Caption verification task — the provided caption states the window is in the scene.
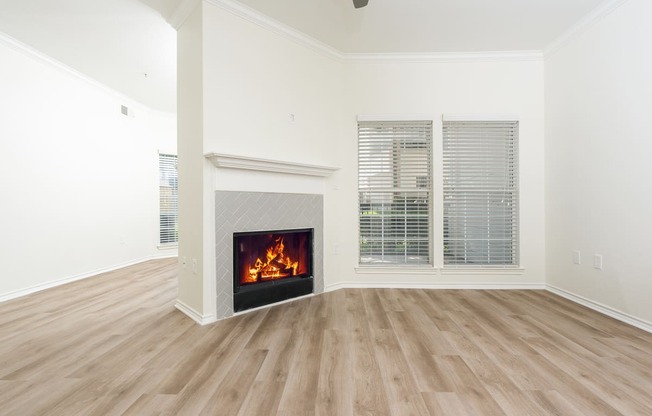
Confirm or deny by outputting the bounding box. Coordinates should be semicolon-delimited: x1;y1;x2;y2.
358;120;432;265
443;119;519;266
159;153;178;245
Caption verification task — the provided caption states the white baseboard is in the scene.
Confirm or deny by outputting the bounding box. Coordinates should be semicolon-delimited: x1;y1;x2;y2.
325;282;546;292
0;253;177;304
546;285;652;334
174;300;216;325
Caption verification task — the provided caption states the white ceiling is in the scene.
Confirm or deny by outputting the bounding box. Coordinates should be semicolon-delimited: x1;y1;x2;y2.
0;0;608;112
235;0;607;53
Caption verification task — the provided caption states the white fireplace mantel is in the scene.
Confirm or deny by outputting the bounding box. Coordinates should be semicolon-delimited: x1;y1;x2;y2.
204;152;339;177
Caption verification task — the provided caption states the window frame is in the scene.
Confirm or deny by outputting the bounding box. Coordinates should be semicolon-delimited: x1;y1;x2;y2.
441;116;520;268
357;118;434;267
158;152;178;247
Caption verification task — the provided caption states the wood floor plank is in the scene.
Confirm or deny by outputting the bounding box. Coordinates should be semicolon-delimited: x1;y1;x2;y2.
315;329;353;416
421;392;473;416
350;325;392;415
153;316;240;395
1;259;651;415
487;388;551;416
199;349;268;416
394;291;457;356
432;355;506;416
121;393;176;416
237;327;300;415
445;310;554;392
361;289;393;329
527;336;652;415
349;292;392;416
376;288;406;312
0;377;83;415
528;390;588;416
161;311;268;416
276;316;325;416
516;347;625;415
444;333;521;395
85;368;171;416
388;311;452;393
237;379;287;416
412;290;461;332
369;327;430;416
323;289;352;331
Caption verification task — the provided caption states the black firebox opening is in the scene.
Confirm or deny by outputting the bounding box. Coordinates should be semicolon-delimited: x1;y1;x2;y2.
233;228;313;312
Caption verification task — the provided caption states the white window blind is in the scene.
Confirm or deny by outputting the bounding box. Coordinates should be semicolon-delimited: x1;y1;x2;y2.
443;120;519;266
159;153;178;245
358;120;432;265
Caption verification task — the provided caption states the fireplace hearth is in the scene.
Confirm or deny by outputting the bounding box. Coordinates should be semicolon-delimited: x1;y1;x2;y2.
233;228;314;312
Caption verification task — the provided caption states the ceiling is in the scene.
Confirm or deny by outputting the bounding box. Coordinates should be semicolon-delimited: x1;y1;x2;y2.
0;0;178;113
235;0;607;53
0;0;608;113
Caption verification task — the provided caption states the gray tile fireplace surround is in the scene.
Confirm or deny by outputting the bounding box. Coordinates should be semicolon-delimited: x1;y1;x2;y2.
214;191;324;320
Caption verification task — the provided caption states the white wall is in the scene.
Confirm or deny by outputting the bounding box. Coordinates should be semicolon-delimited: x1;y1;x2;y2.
201;3;346;166
545;0;652;324
0;36;176;301
195;2;546;298
328;59;546;288
176;5;208;319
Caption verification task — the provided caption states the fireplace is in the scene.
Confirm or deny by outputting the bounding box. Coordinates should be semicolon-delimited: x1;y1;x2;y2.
214;191;324;320
233;228;314;312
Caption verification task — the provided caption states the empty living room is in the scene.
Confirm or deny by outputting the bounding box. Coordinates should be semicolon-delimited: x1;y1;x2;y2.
1;0;651;415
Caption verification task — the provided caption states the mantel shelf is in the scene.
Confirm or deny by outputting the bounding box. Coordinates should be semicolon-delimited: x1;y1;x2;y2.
204;152;339;177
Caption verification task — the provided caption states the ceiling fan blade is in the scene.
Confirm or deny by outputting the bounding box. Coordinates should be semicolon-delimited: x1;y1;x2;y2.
353;0;368;8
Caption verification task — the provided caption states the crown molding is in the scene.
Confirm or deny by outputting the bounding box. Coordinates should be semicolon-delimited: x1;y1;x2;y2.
0;31;117;97
169;0;202;29
205;0;345;61
202;0;542;64
343;50;543;64
544;0;630;57
0;31;172;116
196;0;634;64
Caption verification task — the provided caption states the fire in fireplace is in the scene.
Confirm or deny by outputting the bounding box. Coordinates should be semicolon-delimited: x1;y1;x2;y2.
233;228;313;312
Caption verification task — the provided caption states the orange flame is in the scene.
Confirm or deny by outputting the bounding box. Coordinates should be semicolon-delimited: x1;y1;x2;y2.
245;237;299;283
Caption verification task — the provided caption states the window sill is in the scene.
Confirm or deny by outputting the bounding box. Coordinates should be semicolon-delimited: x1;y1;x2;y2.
355;265;524;276
440;267;524;276
355;266;438;275
157;244;178;250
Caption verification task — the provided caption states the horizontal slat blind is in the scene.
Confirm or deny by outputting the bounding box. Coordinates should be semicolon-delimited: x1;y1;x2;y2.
358;120;432;265
159;153;178;245
443;120;519;266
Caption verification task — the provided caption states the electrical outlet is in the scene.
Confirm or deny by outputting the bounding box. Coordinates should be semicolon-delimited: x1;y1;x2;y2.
192;259;198;274
573;250;581;265
593;254;603;270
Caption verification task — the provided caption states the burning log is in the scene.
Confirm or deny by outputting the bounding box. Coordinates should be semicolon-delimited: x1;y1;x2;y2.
247;237;299;280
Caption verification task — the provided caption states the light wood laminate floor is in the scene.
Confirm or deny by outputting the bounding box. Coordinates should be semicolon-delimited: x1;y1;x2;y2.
1;258;651;415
